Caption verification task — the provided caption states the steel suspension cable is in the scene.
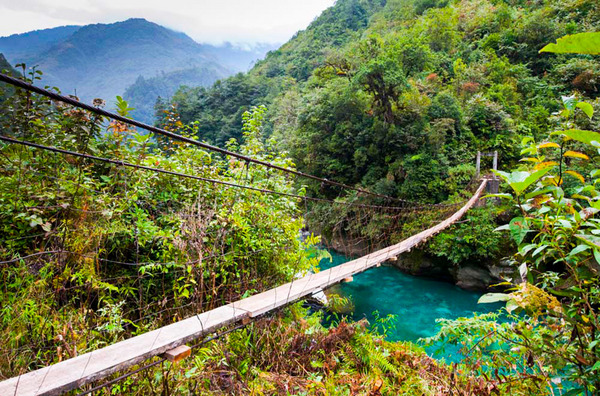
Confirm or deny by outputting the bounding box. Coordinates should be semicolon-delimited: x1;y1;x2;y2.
0;73;405;203
0;135;430;211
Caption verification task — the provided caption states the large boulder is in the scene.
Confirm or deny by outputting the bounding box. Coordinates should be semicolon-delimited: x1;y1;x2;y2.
392;250;516;291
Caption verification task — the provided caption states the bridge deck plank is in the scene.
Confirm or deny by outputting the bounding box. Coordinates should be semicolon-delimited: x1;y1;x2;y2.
0;180;486;396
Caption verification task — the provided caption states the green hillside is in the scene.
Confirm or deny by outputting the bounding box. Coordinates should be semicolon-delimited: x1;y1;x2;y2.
123;67;226;122
172;0;600;202
0;53;17;101
171;0;385;145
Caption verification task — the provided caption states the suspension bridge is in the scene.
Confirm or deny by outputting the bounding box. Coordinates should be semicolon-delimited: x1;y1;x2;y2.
0;73;492;395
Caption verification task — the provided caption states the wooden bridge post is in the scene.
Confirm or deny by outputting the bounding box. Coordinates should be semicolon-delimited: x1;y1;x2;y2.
487;179;500;195
475;151;500;206
489;151;499;195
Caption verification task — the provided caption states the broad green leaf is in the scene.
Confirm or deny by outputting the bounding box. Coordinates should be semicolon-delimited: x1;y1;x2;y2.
576;102;594;119
557;219;573;229
539;32;600;55
521;136;535;145
494;168;552;195
552;129;600;146
506;299;519;313
520;146;537;155
478;293;509;304
532;244;548;257
509;217;530;244
519;244;537;255
575;234;600;249
482;193;512;200
594;248;600;264
525;186;554;200
569;244;589;257
538;206;551;214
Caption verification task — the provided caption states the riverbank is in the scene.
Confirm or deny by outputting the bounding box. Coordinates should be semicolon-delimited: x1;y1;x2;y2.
319;250;502;360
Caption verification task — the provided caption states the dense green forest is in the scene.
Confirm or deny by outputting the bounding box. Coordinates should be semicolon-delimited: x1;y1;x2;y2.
123;67;226;123
1;0;600;394
170;0;599;202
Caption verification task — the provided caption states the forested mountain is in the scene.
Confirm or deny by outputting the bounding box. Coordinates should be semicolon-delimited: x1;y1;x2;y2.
0;19;226;105
171;0;600;203
171;0;386;146
122;67;225;123
0;53;14;73
0;19;277;122
0;53;17;101
0;25;80;64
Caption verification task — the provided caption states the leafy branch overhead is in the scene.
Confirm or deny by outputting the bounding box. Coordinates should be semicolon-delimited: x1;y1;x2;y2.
476;31;600;395
540;32;600;55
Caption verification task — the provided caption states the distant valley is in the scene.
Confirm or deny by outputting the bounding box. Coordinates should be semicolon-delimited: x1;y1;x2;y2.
0;19;278;122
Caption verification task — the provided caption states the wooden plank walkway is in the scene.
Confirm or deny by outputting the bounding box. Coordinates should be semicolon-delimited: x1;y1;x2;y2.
0;180;488;396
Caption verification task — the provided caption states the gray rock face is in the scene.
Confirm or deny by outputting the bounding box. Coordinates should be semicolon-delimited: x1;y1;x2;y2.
392;250;516;291
394;250;454;281
455;266;494;290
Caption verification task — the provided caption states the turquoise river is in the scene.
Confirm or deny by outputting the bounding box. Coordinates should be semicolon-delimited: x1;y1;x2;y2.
319;250;501;360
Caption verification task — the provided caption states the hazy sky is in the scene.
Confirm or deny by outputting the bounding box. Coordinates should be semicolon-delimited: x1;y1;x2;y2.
0;0;336;44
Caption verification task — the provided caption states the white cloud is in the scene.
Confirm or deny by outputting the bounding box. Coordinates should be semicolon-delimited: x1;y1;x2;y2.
0;0;336;44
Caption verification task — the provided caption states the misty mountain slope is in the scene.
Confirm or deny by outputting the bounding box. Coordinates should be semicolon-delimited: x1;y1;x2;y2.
0;53;14;73
123;41;279;122
18;18;229;104
0;53;18;101
0;25;81;64
0;19;277;121
123;66;227;122
204;42;279;73
171;0;386;145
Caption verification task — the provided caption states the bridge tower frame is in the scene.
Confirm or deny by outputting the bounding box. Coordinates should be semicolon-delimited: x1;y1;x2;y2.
476;151;500;203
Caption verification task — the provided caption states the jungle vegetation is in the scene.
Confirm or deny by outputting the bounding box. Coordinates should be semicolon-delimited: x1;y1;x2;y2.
0;0;600;394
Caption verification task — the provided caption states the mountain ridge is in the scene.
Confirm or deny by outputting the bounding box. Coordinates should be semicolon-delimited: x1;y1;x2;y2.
0;25;81;64
0;18;277;121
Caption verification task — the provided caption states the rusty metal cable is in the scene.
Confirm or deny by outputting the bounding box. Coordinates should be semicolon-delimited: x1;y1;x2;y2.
0;135;446;211
0;72;410;203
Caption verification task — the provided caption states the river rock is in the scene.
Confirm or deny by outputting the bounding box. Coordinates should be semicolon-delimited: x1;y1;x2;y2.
455;266;493;290
394;250;454;281
392;250;516;291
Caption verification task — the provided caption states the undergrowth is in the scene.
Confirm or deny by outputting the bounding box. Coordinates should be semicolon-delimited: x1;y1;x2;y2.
76;304;547;396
